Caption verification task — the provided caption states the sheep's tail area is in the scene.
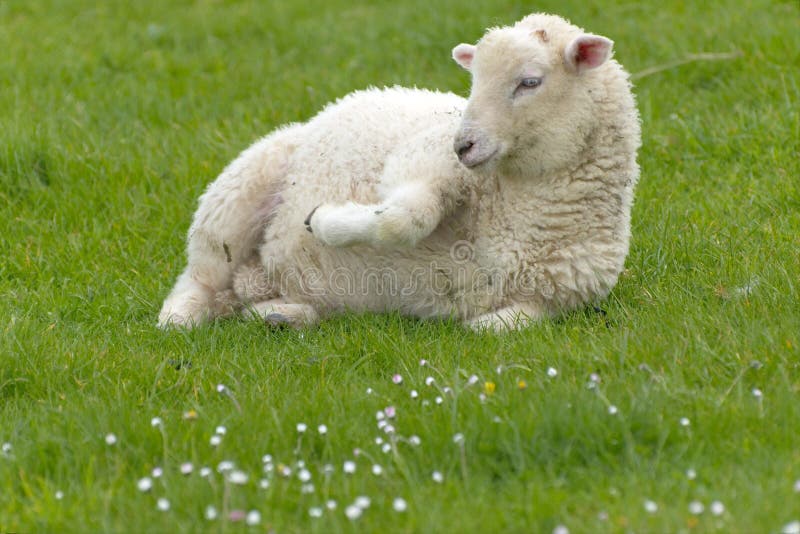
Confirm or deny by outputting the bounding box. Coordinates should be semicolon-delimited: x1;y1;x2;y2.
158;127;297;327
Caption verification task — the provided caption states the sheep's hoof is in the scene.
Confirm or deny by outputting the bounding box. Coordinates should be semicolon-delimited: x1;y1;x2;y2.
265;312;294;328
304;205;320;233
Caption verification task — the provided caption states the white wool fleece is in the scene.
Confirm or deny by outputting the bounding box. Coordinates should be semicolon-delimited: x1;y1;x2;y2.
159;13;641;331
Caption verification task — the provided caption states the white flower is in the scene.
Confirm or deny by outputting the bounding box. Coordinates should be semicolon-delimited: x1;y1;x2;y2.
686;468;697;480
150;417;163;428
343;461;356;474
301;483;315;494
547;367;558;377
55;490;64;500
453;433;464;444
317;424;328;435
205;505;218;520
710;501;725;516
376;410;386;421
228;470;248;485
246;510;261;526
680;417;691;427
375;437;384;445
409;435;421;446
377;420;387;430
432;471;444;483
215;425;226;435
443;387;453;395
152;467;163;478
410;390;419;399
372;464;383;476
752;388;763;398
435;396;444;405
345;504;362;520
552;526;569;534
262;454;273;464
381;443;392;454
354;496;371;509
782;521;800;534
309;507;323;518
105;433;117;446
644;500;658;513
180;462;193;475
323;464;334;475
216;384;226;393
468;375;479;385
425;376;435;386
326;499;337;510
366;387;374;395
608;405;618;415
688;500;704;515
156;498;170;512
200;467;212;478
1;442;11;455
392;374;403;384
384;406;396;419
217;461;234;472
794;479;800;492
393;497;408;512
383;424;396;434
259;478;270;489
419;359;427;367
209;434;222;447
298;469;312;482
136;477;153;492
297;422;308;433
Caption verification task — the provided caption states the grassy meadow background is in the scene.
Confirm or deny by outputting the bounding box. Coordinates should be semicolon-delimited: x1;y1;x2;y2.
1;0;799;531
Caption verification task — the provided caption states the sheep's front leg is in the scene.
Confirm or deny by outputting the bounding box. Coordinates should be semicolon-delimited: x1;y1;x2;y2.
466;304;547;332
305;182;444;248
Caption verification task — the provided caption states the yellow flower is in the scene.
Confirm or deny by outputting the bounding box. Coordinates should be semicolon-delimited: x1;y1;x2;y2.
484;381;496;395
517;380;527;390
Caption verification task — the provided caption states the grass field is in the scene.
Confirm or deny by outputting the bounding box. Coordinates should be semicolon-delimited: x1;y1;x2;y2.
1;0;799;532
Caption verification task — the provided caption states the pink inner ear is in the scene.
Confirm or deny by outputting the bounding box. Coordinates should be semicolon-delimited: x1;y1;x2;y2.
570;36;612;71
455;50;473;64
452;44;475;70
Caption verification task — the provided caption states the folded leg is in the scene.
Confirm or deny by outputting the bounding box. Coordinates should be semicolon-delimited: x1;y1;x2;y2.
158;131;295;328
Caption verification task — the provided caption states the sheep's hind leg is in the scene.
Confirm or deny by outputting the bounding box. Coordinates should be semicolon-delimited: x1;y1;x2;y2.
242;299;320;329
158;132;295;328
465;304;546;333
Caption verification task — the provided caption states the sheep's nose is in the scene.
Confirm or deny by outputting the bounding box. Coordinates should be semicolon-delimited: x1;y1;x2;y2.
455;139;475;160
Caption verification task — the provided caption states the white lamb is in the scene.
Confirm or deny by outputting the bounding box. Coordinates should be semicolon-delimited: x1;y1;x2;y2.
158;13;641;331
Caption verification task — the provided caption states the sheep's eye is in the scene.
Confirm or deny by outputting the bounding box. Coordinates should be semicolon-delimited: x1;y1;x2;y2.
519;77;543;89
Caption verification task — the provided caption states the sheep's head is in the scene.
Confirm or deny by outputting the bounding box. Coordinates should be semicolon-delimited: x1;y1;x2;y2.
452;14;614;177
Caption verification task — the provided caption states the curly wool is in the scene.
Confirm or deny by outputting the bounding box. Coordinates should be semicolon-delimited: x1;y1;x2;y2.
159;13;640;331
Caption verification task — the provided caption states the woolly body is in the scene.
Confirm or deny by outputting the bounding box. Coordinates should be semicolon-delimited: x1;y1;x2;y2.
158;13;641;330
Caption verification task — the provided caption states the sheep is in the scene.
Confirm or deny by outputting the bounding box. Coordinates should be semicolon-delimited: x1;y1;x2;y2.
158;12;641;331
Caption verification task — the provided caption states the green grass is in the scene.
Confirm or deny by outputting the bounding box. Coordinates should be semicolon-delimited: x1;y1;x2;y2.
1;0;799;531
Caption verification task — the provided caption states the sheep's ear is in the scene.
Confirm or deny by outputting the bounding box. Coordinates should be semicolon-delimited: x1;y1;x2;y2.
452;43;476;70
564;34;613;73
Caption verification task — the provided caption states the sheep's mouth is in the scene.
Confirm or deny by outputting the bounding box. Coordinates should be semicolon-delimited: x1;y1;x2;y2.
460;147;499;169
